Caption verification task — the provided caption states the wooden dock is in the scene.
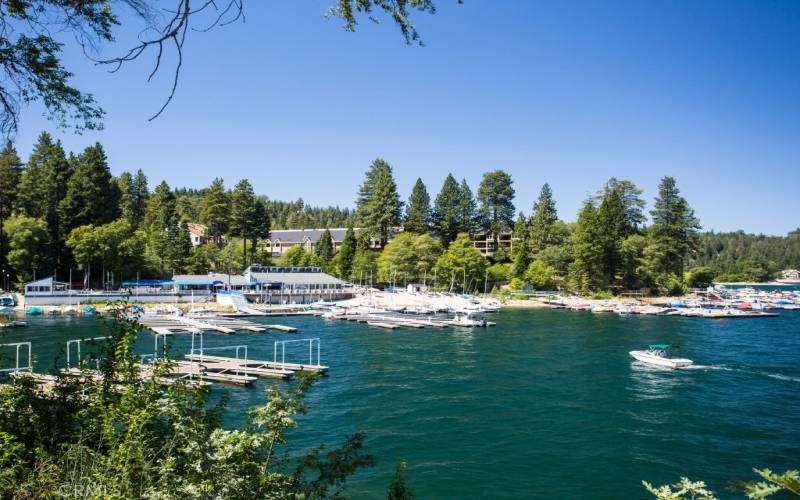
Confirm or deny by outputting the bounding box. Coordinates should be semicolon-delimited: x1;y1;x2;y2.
185;353;328;375
138;314;269;334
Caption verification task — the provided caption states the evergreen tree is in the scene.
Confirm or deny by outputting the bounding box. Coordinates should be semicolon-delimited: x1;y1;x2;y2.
0;142;22;273
145;181;177;230
251;198;271;264
404;178;431;234
315;228;334;267
596;186;626;286
649;176;701;277
355;158;402;246
119;169;149;228
596;178;645;234
511;212;530;279
200;178;230;247
527;183;560;255
59;143;120;236
457;178;477;235
17;132;72;270
477;170;515;251
569;200;605;292
4;215;52;284
336;226;357;280
431;174;462;246
230;179;257;264
352;230;378;285
174;221;193;272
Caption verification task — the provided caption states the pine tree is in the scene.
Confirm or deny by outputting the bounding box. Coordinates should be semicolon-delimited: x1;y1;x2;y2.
315;228;334;267
174;221;193;272
230;179;256;264
596;186;626;286
251;198;271;264
17;132;72;270
569;200;605;292
355;158;402;246
59;143;120;236
200;178;230;247
119;169;149;228
477;170;515;251
431;174;462;246
337;226;357;280
527;183;559;256
145;181;176;230
0;142;22;273
387;460;415;500
596;178;645;234
404;178;431;234
650;176;701;276
457;178;477;235
511;212;530;278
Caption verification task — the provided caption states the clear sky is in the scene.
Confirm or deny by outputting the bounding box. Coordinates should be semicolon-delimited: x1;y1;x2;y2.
13;0;800;235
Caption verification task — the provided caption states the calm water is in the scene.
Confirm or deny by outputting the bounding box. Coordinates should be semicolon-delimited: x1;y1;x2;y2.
2;309;799;498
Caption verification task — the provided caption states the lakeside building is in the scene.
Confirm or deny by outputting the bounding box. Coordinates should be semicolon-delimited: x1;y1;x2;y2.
23;266;354;305
779;269;800;282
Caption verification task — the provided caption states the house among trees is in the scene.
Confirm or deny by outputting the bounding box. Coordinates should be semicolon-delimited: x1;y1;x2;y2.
264;228;381;258
471;231;514;257
187;223;210;246
779;269;800;282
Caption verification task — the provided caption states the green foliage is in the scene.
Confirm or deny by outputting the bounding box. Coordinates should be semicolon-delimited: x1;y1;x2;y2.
3;214;51;283
279;245;316;267
508;277;524;291
315;228;335;268
643;477;717;499
527;183;560;255
650;176;701;277
0;310;374;497
595;178;645;233
684;266;716;288
0;142;22;274
388;460;416;500
356;158;403;245
645;468;800;500
66;219;147;287
377;232;442;284
264;198;355;230
352;231;378;285
434;233;488;292
200;178;230;247
477;170;515;248
336;226;357;280
690;230;799;283
523;259;556;290
404;178;431;234
58;143;120;235
229;179;256;263
432;174;463;246
569;200;605;292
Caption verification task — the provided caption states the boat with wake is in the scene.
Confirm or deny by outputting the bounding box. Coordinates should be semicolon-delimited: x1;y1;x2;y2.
629;344;693;369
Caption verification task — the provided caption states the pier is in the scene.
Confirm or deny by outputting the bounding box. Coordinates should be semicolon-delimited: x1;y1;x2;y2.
137;314;274;334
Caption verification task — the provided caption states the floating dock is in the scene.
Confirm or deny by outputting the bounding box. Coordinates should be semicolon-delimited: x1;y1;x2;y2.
137;314;269;334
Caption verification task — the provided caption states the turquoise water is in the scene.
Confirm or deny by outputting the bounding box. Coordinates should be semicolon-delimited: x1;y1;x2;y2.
2;309;799;498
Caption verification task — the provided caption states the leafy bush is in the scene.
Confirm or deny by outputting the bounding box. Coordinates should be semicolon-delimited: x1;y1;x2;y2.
0;306;374;498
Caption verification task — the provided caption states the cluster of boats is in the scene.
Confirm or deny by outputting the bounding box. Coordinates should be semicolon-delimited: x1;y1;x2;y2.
318;305;498;328
545;286;800;319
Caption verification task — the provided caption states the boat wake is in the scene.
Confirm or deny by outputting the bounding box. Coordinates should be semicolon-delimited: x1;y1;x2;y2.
684;364;800;382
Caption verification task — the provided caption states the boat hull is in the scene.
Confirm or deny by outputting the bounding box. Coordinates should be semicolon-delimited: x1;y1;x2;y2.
629;350;693;369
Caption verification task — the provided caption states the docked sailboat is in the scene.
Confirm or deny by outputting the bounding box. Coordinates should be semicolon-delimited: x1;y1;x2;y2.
629;344;693;369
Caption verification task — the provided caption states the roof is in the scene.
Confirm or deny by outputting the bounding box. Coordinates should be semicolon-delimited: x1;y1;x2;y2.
249;271;346;286
267;228;357;244
171;273;253;287
187;223;206;237
25;277;54;287
648;344;671;350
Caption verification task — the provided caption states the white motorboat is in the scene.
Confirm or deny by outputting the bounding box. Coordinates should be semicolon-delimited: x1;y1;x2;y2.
629;344;693;369
446;310;489;327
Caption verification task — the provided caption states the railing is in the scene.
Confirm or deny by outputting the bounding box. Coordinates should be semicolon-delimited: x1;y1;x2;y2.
0;342;32;375
66;337;109;369
191;344;250;376
273;338;321;370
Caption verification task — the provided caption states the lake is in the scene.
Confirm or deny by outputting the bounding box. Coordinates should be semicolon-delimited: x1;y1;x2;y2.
1;308;799;498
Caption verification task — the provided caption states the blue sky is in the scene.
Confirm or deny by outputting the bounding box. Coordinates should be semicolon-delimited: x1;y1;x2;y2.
14;1;800;235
